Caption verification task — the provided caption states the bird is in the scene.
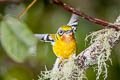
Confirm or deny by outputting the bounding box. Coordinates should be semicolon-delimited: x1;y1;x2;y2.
35;14;79;63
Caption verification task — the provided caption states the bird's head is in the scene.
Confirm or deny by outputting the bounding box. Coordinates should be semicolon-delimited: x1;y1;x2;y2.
56;26;75;42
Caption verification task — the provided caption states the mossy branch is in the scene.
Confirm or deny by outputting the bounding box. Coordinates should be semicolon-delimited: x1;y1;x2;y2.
76;28;120;79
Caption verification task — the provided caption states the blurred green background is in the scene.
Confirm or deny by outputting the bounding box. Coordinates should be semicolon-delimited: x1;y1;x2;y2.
0;0;120;80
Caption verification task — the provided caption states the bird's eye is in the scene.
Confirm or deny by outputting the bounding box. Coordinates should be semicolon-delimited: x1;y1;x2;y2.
58;30;64;36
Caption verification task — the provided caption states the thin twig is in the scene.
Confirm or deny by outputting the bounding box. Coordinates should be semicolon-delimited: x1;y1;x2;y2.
17;0;37;19
51;0;120;29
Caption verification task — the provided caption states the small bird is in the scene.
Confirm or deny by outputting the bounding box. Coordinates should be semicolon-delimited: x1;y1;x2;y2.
35;14;79;62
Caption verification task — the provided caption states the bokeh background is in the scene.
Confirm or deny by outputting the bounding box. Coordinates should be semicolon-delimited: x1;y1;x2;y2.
0;0;120;80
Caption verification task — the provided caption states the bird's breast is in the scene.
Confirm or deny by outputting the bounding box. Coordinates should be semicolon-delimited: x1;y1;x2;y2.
53;37;76;59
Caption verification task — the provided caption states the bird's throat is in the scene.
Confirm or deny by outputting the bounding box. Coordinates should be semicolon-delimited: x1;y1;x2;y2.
61;34;75;43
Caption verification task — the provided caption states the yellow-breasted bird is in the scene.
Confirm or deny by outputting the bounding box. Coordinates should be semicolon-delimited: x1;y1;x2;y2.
35;14;79;62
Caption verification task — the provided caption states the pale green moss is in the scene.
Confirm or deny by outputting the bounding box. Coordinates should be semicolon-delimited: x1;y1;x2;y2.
86;28;120;80
38;57;87;80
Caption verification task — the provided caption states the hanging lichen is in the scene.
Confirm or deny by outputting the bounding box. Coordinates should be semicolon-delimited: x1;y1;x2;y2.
38;56;87;80
86;28;120;80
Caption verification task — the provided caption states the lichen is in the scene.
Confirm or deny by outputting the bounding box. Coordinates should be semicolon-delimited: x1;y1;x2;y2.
86;28;120;80
38;57;87;80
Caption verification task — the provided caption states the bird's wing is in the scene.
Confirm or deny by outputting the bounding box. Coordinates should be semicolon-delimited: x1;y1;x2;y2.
35;34;55;43
67;14;79;33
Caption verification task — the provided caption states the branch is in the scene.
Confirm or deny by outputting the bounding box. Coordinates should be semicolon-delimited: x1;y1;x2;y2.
51;0;120;29
17;0;37;19
76;27;120;79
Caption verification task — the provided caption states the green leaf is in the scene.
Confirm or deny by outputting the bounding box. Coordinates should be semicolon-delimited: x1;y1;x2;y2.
0;15;38;62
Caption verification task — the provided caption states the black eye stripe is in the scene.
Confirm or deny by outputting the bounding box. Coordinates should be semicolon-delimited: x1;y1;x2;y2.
59;30;73;35
57;30;65;36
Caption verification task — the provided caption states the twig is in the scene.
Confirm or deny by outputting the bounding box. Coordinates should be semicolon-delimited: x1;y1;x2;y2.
51;0;120;29
17;0;37;19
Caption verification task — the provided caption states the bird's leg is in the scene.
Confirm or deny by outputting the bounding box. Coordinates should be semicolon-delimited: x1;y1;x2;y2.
52;57;64;71
58;57;64;68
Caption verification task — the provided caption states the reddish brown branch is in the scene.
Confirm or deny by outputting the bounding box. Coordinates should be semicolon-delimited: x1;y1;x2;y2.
52;0;120;29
